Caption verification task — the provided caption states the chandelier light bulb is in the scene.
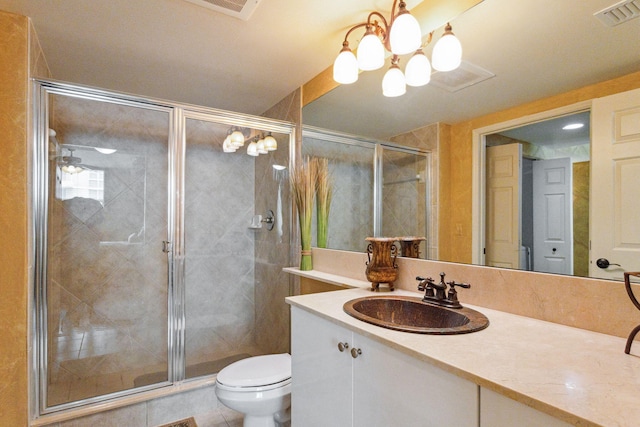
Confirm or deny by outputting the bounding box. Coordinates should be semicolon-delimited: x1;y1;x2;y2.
382;61;406;97
61;164;83;174
263;134;277;151
405;49;431;87
222;136;236;153
230;130;245;147
247;140;259;157
257;137;268;154
357;27;385;71
333;41;359;84
432;23;462;72
389;2;422;55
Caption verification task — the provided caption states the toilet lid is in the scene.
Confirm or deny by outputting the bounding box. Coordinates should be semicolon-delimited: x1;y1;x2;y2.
216;353;291;387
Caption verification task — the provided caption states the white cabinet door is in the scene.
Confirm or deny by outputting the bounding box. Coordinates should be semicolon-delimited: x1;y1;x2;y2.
291;307;352;427
353;332;478;427
292;306;478;427
480;387;571;427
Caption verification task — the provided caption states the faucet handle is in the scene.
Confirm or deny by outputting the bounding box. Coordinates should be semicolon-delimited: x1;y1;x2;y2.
445;281;471;308
416;276;433;291
447;281;471;289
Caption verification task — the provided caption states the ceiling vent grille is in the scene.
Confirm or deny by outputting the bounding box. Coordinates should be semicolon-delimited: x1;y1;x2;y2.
595;0;640;26
429;61;495;93
182;0;263;21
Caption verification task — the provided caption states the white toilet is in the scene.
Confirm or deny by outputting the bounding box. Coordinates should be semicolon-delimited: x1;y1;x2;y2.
215;353;291;427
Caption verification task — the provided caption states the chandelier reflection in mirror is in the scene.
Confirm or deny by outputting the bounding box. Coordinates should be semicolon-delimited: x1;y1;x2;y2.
222;126;278;156
332;0;462;97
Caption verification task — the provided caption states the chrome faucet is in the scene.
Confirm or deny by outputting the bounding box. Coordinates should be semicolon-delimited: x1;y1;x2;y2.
416;272;470;309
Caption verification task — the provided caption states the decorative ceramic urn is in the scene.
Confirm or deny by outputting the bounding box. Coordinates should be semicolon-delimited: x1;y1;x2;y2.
365;237;399;291
398;236;426;259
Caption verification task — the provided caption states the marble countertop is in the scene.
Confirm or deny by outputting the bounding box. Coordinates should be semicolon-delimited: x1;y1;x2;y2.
285;284;640;427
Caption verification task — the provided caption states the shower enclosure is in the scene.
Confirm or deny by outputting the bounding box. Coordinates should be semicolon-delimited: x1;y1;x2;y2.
32;80;294;414
302;127;434;258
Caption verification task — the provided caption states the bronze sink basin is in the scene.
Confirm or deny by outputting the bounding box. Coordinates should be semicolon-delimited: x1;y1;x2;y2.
343;295;489;335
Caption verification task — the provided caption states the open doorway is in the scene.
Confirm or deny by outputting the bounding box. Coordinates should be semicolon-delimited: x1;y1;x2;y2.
483;111;590;276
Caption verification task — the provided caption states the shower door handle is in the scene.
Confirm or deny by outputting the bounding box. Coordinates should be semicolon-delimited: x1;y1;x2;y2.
162;241;172;253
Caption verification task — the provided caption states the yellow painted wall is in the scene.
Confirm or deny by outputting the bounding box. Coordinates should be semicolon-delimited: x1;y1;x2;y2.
0;10;50;424
573;161;590;277
443;71;640;263
0;10;30;425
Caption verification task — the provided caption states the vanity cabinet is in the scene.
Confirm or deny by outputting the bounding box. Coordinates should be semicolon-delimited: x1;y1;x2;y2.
291;306;478;426
480;387;571;427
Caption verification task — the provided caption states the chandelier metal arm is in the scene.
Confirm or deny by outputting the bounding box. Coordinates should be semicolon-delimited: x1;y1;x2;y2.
341;0;413;53
342;22;368;43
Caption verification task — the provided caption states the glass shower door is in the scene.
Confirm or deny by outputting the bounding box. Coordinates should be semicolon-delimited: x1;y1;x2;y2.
181;114;293;379
42;90;171;409
182;116;258;378
302;130;376;252
381;148;432;259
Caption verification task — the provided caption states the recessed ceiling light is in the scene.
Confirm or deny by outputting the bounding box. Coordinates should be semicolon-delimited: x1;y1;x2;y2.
562;123;584;130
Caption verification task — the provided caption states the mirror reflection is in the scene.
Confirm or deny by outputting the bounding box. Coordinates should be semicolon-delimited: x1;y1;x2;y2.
302;0;640;280
302;127;433;257
484;111;590;277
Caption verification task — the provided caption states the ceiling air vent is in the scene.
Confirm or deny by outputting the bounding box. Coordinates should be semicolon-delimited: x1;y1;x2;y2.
182;0;263;21
595;0;640;27
429;61;495;93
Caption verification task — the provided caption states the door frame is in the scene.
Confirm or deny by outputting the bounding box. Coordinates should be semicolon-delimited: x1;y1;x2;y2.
471;101;591;266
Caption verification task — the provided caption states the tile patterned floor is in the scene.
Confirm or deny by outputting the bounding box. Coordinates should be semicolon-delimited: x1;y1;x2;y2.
193;406;291;427
192;406;243;427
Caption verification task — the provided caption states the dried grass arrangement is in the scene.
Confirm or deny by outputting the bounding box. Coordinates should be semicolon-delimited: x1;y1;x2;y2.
314;157;333;248
291;156;318;270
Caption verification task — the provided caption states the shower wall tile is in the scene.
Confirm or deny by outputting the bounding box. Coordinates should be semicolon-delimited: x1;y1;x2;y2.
390;123;439;259
184;118;257;367
303;136;375;252
254;146;292;353
380;151;428;258
256;91;298;354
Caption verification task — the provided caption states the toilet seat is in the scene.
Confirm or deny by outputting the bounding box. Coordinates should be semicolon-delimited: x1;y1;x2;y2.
216;353;291;392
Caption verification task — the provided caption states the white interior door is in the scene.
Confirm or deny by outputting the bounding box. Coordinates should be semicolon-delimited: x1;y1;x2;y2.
591;88;640;280
533;158;573;275
486;143;521;269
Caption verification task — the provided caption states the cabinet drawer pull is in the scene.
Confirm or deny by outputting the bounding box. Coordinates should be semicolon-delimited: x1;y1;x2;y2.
337;342;349;352
350;348;362;358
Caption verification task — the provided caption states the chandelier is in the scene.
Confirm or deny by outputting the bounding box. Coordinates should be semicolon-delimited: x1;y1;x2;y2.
332;0;462;97
222;126;278;156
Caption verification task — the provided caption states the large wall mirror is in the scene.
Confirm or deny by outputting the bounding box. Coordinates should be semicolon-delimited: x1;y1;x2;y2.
302;0;640;281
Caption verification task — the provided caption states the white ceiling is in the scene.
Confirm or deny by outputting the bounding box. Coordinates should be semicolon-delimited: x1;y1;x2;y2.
1;0;639;140
0;0;379;114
